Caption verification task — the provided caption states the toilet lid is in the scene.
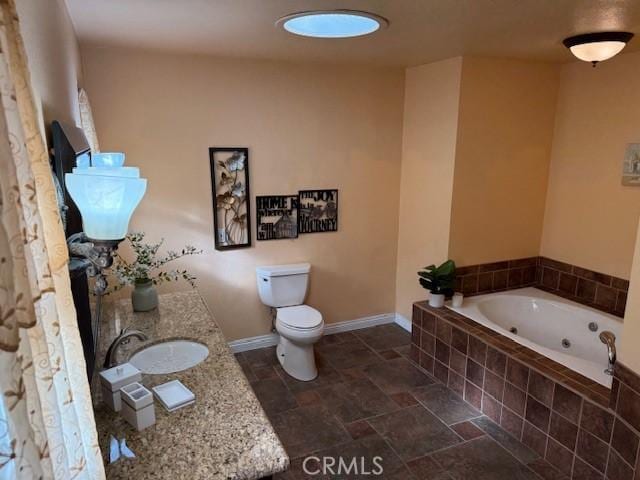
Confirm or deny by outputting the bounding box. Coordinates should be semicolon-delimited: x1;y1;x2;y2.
277;305;322;329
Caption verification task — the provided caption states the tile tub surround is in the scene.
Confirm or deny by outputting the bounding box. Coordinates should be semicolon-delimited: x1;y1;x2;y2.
93;291;289;479
244;324;568;479
454;256;629;318
412;301;640;479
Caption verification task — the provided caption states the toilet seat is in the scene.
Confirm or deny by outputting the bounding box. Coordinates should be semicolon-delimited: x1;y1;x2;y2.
277;305;322;330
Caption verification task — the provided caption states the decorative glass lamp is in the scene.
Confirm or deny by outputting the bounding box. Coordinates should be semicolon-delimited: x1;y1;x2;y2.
65;154;146;294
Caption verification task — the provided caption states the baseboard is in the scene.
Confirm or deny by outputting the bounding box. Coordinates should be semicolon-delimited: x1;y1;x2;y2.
228;312;400;353
394;313;412;333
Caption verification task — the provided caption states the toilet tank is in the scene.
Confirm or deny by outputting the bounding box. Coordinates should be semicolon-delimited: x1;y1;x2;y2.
256;263;311;308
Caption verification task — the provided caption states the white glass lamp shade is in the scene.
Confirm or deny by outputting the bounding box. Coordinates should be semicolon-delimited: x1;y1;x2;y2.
72;166;140;177
92;152;126;167
569;41;626;62
65;173;147;240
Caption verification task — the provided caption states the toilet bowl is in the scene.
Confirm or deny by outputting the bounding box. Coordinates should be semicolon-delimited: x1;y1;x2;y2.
255;263;324;382
275;305;324;381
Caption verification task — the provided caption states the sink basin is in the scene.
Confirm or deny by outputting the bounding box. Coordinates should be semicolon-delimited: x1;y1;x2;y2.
129;340;209;374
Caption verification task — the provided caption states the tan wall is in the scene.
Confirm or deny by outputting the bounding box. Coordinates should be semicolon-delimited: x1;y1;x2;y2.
621;218;640;372
81;46;405;340
448;57;559;266
540;51;640;279
17;0;82;140
395;58;462;320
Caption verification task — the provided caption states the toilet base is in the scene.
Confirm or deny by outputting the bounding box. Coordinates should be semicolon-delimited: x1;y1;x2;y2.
277;335;318;382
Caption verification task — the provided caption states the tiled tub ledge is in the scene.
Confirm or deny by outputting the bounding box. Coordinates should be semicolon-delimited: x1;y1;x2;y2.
93;291;289;479
411;301;640;479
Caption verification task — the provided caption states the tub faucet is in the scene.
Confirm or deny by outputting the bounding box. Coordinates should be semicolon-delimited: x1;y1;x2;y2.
104;327;149;369
599;331;616;376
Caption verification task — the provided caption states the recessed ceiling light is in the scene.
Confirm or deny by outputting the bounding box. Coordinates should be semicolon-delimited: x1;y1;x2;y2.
276;10;388;39
563;32;634;66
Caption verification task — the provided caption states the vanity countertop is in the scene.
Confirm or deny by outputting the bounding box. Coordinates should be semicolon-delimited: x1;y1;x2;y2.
93;290;289;479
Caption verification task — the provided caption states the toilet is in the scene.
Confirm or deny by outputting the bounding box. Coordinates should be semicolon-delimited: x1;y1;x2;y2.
256;263;324;381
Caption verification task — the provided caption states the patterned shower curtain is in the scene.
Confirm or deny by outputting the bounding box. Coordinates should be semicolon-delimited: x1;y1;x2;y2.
0;0;105;478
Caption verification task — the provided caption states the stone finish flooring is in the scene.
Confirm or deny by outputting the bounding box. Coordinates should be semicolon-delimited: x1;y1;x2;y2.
237;324;568;479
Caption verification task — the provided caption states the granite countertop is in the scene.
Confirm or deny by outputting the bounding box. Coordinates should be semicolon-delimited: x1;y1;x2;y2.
93;290;289;479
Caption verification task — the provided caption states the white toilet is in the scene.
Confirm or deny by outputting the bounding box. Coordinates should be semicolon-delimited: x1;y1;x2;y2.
256;263;324;381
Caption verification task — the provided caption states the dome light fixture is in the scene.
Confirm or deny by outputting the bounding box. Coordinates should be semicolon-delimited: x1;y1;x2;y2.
276;10;388;38
563;31;634;66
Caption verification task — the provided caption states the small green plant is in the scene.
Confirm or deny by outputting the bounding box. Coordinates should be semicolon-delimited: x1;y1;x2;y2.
418;260;456;295
110;232;202;292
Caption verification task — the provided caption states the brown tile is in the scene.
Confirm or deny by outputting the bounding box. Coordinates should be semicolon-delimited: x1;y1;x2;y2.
465;381;482;410
468;336;487;365
523;265;537;284
572;456;604;480
504;381;527;416
448;370;465;397
606;449;634;480
419;350;434;374
612;277;630;290
552;384;582;424
540;257;573;272
466;358;485;388
580;400;614;442
363;357;435;395
422;311;436;333
451;420;486;440
409;343;420;364
594;285;617;310
484;370;505;402
480;261;510;272
450;348;466;376
344;419;376;439
462;275;478;295
421;331;435;355
611;417;639;467
545;438;573;477
294;390;321;406
253;366;278;380
526;395;551;433
434;360;449;385
317;340;382;370
390;391;418;408
558;273;578;295
482;392;501;423
493;270;508;290
251;377;298;418
576;278;597;303
406;455;446;478
413;383;480;425
435;318;452;344
527;458;568;480
379;349;402;360
457;265;480;276
549;412;578;450
500;406;524;439
573;266;612;286
522;421;548;457
529;371;555;407
368;405;461;460
614;363;640;395
412;304;421;325
317;378;398;423
615;291;627;316
610;377;620;411
576;429;608;473
486;347;506;377
506;358;530;390
435;339;450;365
478;272;493;293
451;327;468;354
355;324;411;351
508;268;524;287
542;268;560;289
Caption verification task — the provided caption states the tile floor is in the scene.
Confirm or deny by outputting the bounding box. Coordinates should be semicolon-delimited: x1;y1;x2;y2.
236;324;568;479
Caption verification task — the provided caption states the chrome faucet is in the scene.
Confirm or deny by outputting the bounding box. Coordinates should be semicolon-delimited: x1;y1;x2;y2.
104;328;149;369
599;331;616;376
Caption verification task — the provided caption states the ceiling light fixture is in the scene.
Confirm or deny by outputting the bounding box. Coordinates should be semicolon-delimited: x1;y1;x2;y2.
563;31;634;66
276;10;388;38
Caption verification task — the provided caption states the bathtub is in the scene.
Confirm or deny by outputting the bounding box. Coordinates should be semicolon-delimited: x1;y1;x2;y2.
447;287;622;387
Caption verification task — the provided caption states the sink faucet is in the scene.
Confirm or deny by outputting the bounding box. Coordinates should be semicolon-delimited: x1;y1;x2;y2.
104;327;149;369
599;331;616;376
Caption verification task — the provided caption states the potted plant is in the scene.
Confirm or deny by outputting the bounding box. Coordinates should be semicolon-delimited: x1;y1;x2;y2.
111;232;202;311
418;260;456;308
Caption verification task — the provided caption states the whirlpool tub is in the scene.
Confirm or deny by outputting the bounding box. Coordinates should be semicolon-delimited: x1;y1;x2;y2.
447;287;622;387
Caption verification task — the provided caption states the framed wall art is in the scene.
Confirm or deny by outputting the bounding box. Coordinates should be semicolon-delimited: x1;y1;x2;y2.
298;189;338;234
622;143;640;186
209;147;251;250
256;195;298;240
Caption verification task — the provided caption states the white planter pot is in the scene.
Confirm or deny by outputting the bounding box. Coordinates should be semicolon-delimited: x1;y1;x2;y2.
429;293;445;308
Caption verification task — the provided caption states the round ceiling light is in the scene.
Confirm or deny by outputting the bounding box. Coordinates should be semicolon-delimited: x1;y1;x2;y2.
563;32;634;66
276;10;388;38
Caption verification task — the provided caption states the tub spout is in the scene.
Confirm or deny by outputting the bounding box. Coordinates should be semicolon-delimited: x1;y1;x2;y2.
599;331;616;376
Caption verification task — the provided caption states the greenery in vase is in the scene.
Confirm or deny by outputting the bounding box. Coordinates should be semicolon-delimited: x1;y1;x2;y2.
110;232;202;292
418;260;456;295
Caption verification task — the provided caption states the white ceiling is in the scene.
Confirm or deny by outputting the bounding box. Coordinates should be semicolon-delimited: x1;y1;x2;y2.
65;0;640;67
